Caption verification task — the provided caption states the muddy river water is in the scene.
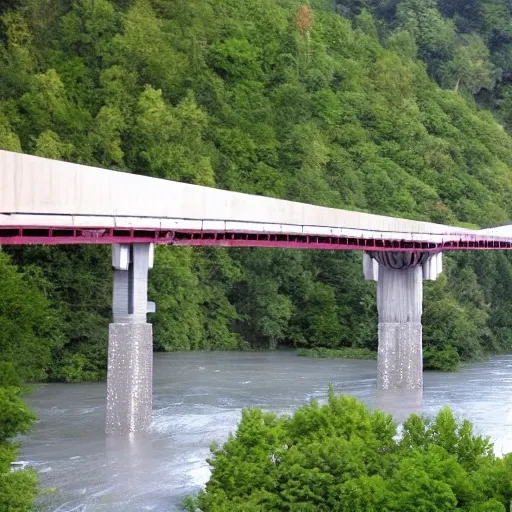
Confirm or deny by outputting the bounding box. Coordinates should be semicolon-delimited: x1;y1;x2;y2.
20;351;512;511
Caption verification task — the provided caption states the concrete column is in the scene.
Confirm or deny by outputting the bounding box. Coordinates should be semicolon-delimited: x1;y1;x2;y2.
106;243;154;435
363;251;443;395
377;263;423;390
112;269;129;323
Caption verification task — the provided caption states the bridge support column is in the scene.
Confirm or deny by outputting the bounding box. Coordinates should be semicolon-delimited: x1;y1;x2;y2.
106;243;154;435
364;252;442;395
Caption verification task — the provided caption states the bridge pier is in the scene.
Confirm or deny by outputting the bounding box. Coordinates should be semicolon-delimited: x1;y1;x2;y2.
106;243;154;435
364;252;442;395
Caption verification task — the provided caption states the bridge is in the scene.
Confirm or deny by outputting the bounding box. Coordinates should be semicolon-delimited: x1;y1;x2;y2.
2;149;512;434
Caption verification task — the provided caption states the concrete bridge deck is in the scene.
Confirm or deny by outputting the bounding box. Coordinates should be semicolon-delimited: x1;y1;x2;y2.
1;149;511;251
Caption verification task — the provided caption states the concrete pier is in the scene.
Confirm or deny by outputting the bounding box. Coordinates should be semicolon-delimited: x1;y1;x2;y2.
106;243;153;435
377;263;423;390
364;252;442;394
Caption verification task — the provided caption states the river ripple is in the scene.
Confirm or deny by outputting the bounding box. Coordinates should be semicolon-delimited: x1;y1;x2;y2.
20;351;512;511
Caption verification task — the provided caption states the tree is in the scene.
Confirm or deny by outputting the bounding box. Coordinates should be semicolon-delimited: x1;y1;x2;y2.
0;364;38;511
149;246;204;351
128;86;214;184
106;0;187;97
0;252;63;382
187;390;512;511
231;250;293;350
396;0;457;63
0;11;35;99
60;0;121;64
440;34;499;94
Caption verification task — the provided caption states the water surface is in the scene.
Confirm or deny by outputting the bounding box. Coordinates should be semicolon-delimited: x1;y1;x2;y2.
21;351;512;511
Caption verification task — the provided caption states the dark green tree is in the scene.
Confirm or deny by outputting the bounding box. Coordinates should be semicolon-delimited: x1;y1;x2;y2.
187;390;512;511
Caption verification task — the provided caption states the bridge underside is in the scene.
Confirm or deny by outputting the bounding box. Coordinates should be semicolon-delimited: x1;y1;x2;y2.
1;225;511;252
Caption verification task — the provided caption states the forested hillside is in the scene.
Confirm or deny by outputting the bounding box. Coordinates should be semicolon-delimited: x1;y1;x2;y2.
336;0;512;116
3;0;512;381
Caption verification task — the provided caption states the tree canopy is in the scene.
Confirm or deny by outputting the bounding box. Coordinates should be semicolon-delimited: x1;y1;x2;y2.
186;388;512;511
0;362;38;511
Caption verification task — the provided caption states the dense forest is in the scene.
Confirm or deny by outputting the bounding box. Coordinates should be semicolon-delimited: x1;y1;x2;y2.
3;0;512;385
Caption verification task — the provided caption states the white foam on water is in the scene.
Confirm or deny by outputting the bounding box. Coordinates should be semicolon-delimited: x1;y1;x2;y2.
150;407;241;438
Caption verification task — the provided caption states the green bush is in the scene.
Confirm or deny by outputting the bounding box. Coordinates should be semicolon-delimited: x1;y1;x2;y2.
187;388;512;511
423;346;462;371
0;362;21;387
0;363;38;511
296;347;377;359
54;353;104;383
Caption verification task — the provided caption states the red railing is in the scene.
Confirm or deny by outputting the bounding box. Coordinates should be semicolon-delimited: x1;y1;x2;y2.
1;225;510;252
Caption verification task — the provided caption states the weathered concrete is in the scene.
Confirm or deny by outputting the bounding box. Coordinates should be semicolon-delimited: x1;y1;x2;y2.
106;323;153;435
377;263;423;390
107;243;153;434
112;269;129;323
365;252;443;392
375;388;423;422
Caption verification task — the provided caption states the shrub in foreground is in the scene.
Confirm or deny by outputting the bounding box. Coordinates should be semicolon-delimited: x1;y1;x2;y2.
0;363;38;511
186;387;512;511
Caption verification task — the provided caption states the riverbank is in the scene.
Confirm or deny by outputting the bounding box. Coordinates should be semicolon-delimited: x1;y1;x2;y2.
296;347;377;359
296;346;465;372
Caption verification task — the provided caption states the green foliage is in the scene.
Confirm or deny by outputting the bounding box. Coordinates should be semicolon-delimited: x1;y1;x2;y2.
396;0;457;63
296;347;377;359
0;468;38;512
440;34;499;94
0;256;48;509
189;391;511;511
0;251;63;382
0;362;21;387
53;353;104;383
0;387;35;441
0;363;38;511
423;346;461;371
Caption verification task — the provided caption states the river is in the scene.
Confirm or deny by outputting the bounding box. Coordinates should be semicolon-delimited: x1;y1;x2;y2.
20;351;512;511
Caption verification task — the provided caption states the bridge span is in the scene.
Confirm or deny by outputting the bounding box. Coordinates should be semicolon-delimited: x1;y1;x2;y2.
2;149;512;434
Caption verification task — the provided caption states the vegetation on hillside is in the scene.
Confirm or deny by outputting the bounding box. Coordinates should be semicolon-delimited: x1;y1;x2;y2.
2;0;512;380
336;0;512;113
186;388;512;511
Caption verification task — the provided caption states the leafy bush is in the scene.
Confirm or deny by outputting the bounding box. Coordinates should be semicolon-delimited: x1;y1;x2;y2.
187;388;512;511
53;353;105;383
0;363;38;511
0;362;21;387
296;347;377;359
0;252;63;382
423;346;462;371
